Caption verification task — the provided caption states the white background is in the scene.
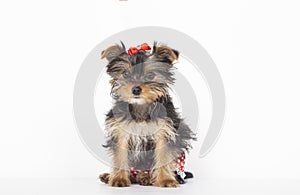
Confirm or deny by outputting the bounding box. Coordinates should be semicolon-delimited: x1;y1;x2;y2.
1;0;300;194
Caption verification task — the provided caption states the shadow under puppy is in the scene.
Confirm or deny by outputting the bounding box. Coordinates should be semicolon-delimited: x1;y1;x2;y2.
99;42;196;187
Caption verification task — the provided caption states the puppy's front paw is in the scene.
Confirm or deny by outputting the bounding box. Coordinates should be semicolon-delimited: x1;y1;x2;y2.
109;177;131;187
155;179;178;188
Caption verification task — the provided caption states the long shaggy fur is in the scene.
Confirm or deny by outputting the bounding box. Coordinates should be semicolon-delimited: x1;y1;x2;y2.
100;42;196;187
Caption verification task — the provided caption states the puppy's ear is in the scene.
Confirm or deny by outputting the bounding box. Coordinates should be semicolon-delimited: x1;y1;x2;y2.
101;43;126;62
153;44;179;64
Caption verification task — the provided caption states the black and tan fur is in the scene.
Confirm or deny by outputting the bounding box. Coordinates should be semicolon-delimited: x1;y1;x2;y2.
99;42;196;187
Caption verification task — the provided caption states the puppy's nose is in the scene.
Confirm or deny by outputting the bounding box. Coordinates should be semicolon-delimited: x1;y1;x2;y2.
132;86;142;95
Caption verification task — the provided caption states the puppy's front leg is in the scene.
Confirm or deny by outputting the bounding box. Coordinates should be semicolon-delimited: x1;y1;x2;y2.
109;135;131;187
152;129;178;187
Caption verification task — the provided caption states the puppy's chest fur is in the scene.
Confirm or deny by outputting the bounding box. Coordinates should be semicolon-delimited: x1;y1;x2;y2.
106;102;176;149
115;119;173;151
106;118;176;169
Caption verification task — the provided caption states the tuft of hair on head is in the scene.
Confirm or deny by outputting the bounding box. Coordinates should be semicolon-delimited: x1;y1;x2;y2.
129;50;149;66
101;41;126;62
152;42;179;64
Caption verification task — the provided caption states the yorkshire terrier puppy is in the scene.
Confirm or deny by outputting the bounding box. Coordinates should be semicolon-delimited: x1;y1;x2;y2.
99;42;196;187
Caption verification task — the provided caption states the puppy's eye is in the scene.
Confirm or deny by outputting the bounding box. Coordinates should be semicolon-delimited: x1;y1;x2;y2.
145;72;155;81
123;71;130;78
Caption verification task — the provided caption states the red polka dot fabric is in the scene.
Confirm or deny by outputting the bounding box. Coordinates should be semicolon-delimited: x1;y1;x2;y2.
129;152;186;179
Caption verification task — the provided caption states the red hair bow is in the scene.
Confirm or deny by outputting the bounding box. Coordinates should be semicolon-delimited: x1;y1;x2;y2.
128;43;151;55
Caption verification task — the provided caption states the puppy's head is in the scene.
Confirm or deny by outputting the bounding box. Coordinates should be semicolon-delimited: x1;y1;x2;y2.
101;42;179;105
